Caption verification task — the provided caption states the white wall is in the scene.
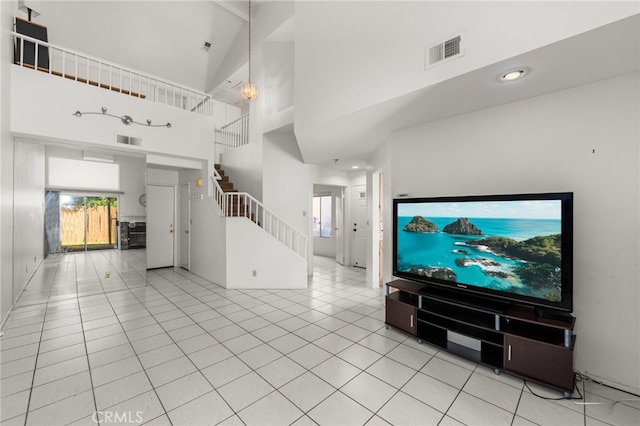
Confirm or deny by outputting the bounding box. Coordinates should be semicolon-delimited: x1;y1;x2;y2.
186;172;227;287
11;67;215;166
117;155;146;222
261;132;311;277
12;141;45;301
212;99;242;129
263;40;294;119
226;218;307;290
367;142;392;289
263;132;310;237
47;157;120;191
1;0;16;324
381;73;639;393
147;168;178;186
220;141;263;201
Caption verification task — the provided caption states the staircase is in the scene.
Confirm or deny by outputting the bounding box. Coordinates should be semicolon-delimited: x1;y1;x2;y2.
214;164;258;223
210;164;308;261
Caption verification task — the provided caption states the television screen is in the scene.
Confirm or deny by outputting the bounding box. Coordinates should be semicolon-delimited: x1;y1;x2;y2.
393;192;573;312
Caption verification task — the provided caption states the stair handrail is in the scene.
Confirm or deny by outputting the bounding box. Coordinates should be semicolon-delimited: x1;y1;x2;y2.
210;175;308;261
12;31;213;115
217;114;249;154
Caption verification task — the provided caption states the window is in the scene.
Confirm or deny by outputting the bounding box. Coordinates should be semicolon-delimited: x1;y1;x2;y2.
313;195;332;238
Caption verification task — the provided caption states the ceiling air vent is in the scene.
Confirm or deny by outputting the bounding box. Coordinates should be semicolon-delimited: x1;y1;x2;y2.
116;134;142;146
426;32;464;69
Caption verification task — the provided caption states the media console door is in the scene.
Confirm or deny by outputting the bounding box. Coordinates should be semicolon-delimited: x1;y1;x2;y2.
504;333;574;392
385;295;417;336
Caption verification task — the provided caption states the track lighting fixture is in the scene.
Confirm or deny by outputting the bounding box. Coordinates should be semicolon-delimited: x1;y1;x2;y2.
72;107;172;128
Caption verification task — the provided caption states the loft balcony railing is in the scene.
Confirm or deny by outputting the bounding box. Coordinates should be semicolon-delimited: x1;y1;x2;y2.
12;31;213;116
210;174;308;261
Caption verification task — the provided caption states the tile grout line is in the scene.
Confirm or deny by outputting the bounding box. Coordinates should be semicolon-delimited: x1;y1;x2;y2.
21;255;62;425
84;253;174;425
124;268;244;424
511;378;527;425
128;268;359;424
13;253;592;426
74;253;105;425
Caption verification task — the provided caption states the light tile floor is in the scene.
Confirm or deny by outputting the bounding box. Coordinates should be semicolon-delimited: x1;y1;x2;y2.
1;251;639;425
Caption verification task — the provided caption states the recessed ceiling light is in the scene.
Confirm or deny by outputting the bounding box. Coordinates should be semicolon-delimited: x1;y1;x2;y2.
499;68;528;82
352;165;360;169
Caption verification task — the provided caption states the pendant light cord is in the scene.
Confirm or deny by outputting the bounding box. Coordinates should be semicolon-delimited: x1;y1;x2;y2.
248;0;252;83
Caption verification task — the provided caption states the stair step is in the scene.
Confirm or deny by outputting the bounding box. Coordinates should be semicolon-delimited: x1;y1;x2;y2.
216;164;260;226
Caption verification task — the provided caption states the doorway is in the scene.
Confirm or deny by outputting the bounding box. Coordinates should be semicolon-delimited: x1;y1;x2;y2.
312;185;346;265
352;184;367;268
147;184;175;269
179;183;190;270
59;194;118;252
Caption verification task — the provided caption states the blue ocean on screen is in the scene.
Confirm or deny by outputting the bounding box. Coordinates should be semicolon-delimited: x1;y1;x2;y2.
396;216;562;300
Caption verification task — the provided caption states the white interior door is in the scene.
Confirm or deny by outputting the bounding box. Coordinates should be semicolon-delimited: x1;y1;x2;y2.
352;184;367;268
147;185;175;269
179;183;190;270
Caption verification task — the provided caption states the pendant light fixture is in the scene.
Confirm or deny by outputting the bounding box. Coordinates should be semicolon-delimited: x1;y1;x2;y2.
240;0;257;101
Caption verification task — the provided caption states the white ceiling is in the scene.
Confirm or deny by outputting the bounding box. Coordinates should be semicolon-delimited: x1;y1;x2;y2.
294;14;640;170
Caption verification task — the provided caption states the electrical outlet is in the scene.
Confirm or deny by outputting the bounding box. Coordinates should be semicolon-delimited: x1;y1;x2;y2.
252;270;257;277
105;272;111;279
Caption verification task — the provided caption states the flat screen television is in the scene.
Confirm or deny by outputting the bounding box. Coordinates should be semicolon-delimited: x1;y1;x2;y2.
393;192;573;313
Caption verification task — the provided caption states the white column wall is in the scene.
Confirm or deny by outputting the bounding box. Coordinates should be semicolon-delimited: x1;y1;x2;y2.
0;0;16;324
12;141;45;302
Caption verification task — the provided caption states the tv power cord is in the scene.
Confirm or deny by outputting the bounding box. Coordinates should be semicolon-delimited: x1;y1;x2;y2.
568;371;640;408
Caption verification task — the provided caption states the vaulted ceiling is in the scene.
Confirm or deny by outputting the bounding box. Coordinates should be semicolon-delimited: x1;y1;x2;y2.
21;2;640;171
33;1;248;94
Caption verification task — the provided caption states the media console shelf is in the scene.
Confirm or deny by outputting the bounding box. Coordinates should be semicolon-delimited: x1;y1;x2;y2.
385;279;576;395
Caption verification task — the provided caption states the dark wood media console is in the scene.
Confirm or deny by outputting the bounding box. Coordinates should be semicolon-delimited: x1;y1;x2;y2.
385;279;576;395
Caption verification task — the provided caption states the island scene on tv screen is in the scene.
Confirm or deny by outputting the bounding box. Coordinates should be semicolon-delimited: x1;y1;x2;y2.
396;199;563;302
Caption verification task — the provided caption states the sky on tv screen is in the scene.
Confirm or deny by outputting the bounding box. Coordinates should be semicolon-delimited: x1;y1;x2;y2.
397;200;561;220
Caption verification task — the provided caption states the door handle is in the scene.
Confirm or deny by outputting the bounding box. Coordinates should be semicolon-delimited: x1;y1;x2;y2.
185;230;189;234
507;344;512;361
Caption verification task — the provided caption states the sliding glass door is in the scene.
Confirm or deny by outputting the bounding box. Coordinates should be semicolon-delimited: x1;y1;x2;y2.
60;194;118;252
